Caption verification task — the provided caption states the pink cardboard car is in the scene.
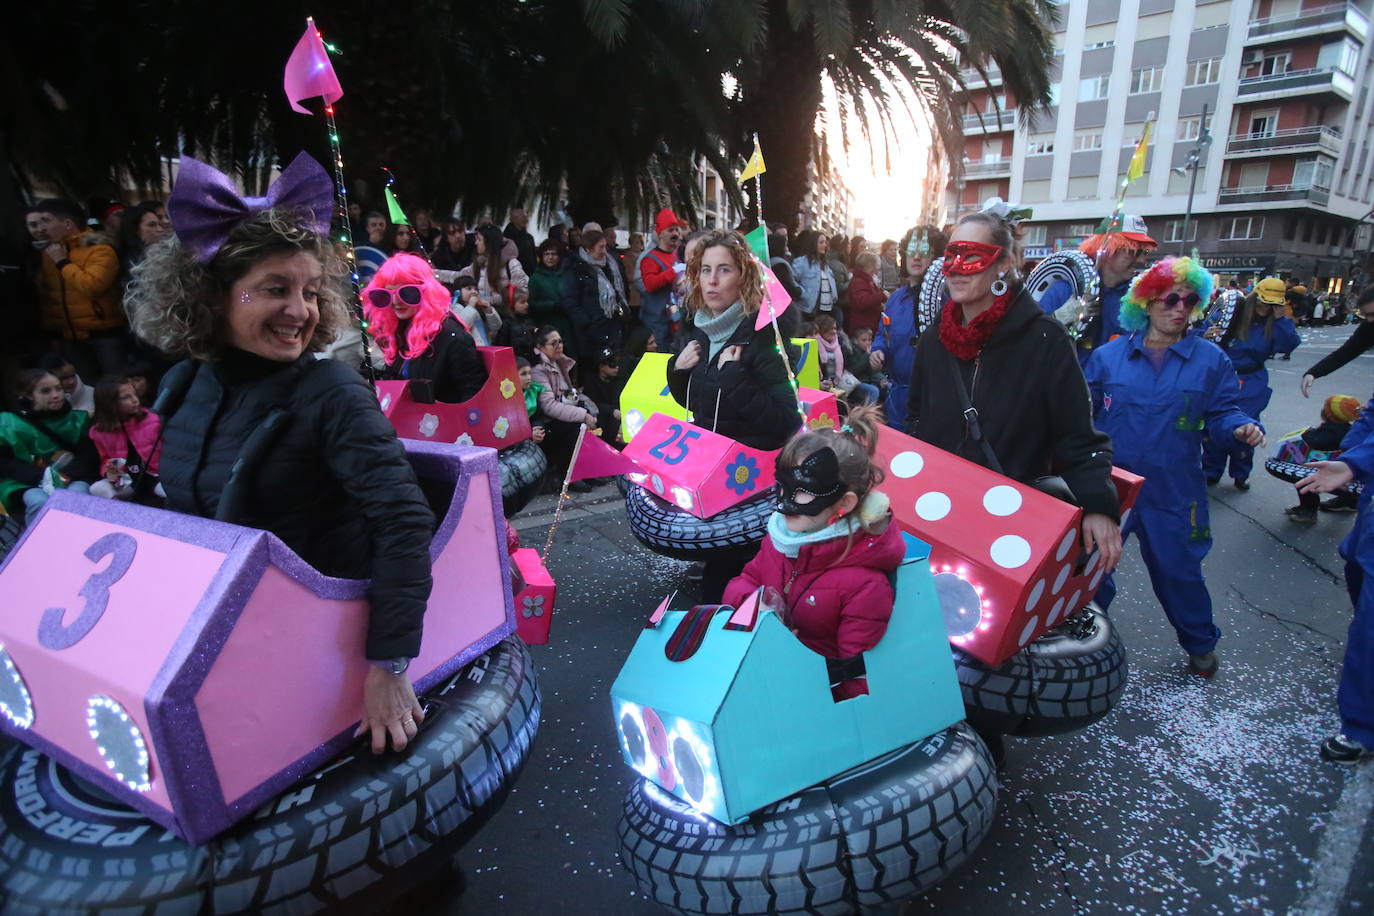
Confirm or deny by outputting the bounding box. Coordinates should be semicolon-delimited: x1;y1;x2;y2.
0;439;514;844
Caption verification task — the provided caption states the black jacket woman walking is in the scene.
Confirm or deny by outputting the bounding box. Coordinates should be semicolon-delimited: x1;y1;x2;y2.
905;207;1122;567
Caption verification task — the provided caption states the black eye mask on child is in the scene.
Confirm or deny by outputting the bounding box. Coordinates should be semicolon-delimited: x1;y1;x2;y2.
776;447;845;517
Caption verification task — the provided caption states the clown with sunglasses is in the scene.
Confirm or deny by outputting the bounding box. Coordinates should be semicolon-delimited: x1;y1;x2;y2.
1084;256;1265;679
363;253;489;404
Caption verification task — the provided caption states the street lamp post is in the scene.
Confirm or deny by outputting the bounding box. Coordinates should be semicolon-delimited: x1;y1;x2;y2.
1177;103;1212;257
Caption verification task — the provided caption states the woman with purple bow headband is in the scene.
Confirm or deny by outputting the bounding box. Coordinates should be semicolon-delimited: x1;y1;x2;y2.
124;153;436;754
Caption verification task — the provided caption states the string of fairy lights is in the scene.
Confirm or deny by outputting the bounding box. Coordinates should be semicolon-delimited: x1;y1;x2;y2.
313;21;376;384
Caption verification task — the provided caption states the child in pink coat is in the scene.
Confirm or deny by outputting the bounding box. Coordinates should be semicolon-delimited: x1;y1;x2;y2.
723;404;905;699
88;375;164;501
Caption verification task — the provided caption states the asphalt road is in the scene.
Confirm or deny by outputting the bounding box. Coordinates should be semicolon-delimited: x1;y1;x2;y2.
453;323;1374;916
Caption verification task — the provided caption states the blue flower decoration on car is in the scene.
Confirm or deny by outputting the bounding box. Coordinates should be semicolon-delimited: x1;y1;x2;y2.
724;453;761;495
466;408;482;426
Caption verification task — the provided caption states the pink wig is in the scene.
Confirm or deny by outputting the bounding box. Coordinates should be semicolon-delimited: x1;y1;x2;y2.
362;253;460;363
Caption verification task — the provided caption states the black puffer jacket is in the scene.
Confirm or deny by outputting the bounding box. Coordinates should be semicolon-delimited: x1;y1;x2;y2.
562;255;625;362
385;314;489;404
159;349;435;659
905;289;1119;520
667;313;801;451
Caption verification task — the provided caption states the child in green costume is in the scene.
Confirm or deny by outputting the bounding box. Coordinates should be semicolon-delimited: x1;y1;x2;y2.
0;369;96;518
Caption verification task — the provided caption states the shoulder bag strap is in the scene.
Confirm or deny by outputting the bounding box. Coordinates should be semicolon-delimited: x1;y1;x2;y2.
947;353;1003;475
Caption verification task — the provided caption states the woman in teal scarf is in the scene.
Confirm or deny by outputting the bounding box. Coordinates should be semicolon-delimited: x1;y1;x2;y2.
667;229;802;600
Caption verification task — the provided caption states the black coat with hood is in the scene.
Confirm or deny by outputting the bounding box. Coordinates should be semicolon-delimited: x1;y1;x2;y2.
158;349;435;660
904;288;1119;520
667;312;801;451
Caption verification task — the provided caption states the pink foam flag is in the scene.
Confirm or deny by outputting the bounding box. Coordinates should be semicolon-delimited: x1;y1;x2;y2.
568;432;643;483
284;18;343;115
754;263;795;330
646;592;676;629
724;587;763;631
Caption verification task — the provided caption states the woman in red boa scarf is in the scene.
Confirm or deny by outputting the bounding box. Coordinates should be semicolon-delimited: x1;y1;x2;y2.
908;207;1123;574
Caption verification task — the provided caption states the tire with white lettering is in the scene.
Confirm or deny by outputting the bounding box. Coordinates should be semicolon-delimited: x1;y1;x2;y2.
953;606;1127;737
0;636;539;914
499;438;548;517
619;723;996;914
622;480;775;561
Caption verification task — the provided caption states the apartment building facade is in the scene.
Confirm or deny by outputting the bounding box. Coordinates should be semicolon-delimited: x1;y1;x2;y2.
949;0;1374;289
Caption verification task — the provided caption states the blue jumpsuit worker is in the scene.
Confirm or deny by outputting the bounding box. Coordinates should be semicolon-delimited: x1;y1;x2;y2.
1038;215;1157;368
1086;256;1263;676
872;225;946;431
1201;277;1300;487
1297;395;1374;762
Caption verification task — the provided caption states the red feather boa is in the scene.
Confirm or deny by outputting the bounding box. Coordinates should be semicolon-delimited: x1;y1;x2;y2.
938;291;1014;361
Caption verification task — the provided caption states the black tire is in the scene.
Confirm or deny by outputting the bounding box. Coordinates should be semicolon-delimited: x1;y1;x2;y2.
953;605;1127;737
619;723;997;914
1264;457;1361;495
0;514;20;566
622;480;775;561
0;636;540;914
499;438;548;516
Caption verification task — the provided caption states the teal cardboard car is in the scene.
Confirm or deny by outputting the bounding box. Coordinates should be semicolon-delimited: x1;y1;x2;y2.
611;533;966;825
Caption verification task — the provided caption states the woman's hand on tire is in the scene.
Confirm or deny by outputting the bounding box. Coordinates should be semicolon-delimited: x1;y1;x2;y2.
358;664;424;754
1081;513;1122;573
1298;460;1354;494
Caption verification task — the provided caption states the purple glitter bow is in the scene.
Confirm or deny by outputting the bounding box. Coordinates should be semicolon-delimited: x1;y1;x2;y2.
167;152;334;263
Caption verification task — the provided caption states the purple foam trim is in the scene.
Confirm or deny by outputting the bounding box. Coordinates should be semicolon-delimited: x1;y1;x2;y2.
39;489;249;552
147;534;273;843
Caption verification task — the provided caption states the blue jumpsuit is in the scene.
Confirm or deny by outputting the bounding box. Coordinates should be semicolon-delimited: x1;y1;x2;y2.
1085;333;1258;655
873;283;920;432
1039;280;1130;368
1201;317;1300;483
1330;401;1374;747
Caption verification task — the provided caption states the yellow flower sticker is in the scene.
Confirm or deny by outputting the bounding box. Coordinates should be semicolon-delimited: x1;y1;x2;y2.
809;411;835;430
500;378;517;399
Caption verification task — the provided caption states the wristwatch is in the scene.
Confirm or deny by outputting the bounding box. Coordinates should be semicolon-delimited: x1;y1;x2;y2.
370;657;411;676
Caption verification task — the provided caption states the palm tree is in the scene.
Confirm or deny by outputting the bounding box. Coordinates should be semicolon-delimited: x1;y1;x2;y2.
585;0;1059;232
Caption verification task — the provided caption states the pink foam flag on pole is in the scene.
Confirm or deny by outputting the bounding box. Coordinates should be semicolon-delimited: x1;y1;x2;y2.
754;262;795;330
568;432;644;483
284;17;343;115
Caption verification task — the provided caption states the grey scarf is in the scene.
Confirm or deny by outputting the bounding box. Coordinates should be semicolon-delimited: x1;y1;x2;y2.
578;247;627;318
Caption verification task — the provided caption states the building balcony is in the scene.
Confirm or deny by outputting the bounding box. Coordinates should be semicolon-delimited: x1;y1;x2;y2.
1236;66;1355;102
1246;1;1368;44
1217;183;1331;206
962;110;1018;134
1225;125;1344;157
962;158;1013;178
958;66;1003;89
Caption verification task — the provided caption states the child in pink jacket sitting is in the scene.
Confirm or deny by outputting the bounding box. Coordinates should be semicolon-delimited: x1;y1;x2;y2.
88;375;164;501
723;404;905;699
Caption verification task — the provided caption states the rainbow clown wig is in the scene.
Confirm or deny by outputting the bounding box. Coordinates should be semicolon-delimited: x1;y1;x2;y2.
362;252;459;364
1119;256;1214;333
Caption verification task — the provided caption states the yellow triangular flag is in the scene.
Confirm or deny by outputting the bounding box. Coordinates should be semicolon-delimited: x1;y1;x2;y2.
740;140;766;183
1126;121;1153;184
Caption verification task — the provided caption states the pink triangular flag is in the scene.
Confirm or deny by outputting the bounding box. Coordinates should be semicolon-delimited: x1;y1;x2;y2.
284;18;343;115
754;262;794;330
569;432;644;483
724;587;763;631
646;591;676;628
